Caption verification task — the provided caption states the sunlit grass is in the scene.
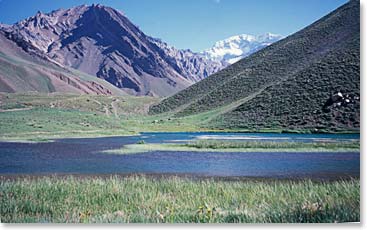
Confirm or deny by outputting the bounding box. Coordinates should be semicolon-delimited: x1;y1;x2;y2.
184;140;360;150
0;176;359;223
105;140;359;155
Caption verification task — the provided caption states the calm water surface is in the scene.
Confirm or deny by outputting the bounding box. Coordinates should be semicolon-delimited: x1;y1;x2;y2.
0;132;360;179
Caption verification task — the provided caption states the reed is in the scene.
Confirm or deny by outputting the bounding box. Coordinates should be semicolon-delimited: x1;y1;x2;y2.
0;176;359;223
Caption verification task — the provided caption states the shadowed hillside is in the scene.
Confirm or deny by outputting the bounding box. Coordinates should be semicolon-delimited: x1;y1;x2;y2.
150;0;360;133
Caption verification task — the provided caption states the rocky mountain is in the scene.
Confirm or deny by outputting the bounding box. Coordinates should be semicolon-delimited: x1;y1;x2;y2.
2;4;223;97
150;0;360;133
0;30;126;95
0;23;10;29
202;33;283;64
150;38;223;83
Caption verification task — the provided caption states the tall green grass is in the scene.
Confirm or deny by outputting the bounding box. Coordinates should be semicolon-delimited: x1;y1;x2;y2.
0;176;359;223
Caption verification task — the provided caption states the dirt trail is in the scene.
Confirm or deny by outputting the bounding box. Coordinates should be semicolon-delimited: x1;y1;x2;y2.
91;99;112;117
91;99;102;105
111;99;119;118
104;106;111;117
0;107;33;112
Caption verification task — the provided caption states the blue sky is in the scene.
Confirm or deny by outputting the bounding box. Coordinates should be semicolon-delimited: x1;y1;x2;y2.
0;0;348;52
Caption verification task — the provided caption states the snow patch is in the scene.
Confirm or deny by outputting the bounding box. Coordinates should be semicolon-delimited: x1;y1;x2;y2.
201;33;283;64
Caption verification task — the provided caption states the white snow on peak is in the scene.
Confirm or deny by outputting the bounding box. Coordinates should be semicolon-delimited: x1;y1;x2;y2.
0;23;10;29
201;33;283;64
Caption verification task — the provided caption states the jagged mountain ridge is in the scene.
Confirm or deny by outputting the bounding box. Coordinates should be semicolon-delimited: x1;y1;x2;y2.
0;23;10;29
2;4;223;97
150;38;223;82
150;0;360;132
202;33;283;64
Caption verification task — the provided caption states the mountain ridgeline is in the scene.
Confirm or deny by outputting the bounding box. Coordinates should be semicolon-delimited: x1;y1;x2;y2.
150;0;360;132
201;33;283;64
1;4;223;97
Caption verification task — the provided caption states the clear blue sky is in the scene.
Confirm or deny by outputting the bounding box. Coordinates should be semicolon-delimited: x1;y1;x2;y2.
0;0;348;52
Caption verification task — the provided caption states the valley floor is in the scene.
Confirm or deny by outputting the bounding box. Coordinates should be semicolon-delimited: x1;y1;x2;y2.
0;93;360;224
0;93;359;142
0;93;218;141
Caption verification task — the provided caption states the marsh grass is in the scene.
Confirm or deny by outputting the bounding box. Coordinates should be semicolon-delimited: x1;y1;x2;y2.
184;140;360;150
105;140;359;155
0;176;359;223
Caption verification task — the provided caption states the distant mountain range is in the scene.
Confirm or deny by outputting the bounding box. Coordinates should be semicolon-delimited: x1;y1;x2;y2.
0;4;282;97
0;4;224;96
0;3;283;97
150;0;360;132
202;33;283;64
0;23;10;29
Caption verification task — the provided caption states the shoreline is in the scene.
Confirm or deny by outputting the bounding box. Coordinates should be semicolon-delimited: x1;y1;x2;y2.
0;132;140;143
104;142;360;155
0;172;359;182
0;130;360;143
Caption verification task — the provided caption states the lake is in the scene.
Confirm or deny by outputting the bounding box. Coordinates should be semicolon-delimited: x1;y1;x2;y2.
0;132;360;179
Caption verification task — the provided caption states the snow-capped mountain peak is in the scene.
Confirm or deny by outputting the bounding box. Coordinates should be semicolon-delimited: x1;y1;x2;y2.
202;33;283;64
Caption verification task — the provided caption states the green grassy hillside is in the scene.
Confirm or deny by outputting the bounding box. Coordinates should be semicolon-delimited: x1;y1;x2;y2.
0;93;160;140
149;0;360;133
1;92;238;141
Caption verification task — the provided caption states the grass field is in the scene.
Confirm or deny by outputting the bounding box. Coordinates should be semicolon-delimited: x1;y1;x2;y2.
105;140;360;155
0;93;217;141
0;93;256;141
0;93;360;142
0;176;359;223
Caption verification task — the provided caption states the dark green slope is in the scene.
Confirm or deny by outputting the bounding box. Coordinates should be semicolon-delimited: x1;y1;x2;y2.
215;34;359;132
149;0;359;132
